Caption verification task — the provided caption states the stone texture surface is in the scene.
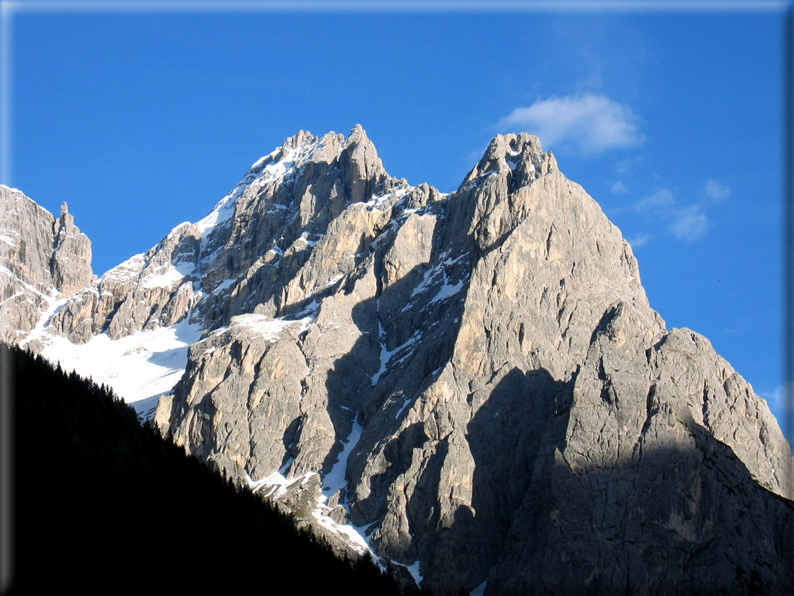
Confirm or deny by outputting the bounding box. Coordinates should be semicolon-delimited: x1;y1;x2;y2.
11;127;793;595
47;126;413;345
155;129;794;594
0;186;93;346
51;202;93;297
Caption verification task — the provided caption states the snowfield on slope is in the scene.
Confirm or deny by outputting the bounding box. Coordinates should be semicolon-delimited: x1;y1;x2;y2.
40;318;202;417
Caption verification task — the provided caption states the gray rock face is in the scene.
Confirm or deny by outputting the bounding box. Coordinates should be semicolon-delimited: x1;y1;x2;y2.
0;186;93;346
51;202;93;297
49;222;201;343
13;127;793;594
153;129;793;594
48;126;410;345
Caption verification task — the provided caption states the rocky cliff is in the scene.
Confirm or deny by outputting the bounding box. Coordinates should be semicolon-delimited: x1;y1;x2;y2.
6;127;793;595
0;186;92;346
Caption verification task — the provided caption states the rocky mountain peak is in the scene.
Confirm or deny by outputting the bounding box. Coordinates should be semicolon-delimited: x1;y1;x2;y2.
36;126;412;344
6;128;793;595
339;124;388;204
0;186;93;345
461;132;557;193
51;199;93;297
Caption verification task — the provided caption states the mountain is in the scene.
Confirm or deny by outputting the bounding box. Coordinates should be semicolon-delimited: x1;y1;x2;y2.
3;125;793;595
0;187;92;346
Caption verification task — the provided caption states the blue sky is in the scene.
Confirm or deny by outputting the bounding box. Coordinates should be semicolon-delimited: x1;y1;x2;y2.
2;1;791;437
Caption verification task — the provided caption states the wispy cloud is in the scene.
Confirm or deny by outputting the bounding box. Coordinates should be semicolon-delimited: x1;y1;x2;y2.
704;179;731;202
610;180;628;194
669;204;709;243
628;181;728;246
635;188;675;213
610;156;642;196
497;93;644;155
615;157;641;176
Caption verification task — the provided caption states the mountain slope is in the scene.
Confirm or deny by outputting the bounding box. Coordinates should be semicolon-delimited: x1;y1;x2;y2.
8;343;408;595
4;126;793;595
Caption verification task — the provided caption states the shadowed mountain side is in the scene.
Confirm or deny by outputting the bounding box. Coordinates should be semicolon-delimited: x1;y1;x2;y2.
339;250;472;531
483;424;794;596
462;369;573;589
397;368;574;594
324;253;469;480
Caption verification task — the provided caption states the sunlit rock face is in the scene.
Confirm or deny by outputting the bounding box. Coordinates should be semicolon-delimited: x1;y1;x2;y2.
9;127;793;595
0;186;93;347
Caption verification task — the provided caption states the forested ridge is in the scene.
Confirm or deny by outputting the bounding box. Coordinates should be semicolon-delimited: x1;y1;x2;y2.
5;344;413;595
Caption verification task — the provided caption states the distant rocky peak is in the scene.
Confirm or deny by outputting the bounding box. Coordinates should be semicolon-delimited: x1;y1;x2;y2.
0;186;93;345
49;200;93;298
53;201;77;249
249;129;323;176
337;125;388;204
461;132;558;193
486;131;544;161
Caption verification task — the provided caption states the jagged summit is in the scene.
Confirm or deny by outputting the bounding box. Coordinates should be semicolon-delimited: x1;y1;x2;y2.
3;129;793;595
33;126;417;345
464;132;549;179
0;186;93;346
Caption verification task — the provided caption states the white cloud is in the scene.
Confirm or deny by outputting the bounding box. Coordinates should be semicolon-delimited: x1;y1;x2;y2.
623;177;729;246
669;204;709;243
704;179;731;202
497;93;644;155
610;180;628;194
634;188;675;214
628;188;712;244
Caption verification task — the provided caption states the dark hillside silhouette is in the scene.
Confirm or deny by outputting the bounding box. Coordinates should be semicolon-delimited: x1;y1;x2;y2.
5;344;412;595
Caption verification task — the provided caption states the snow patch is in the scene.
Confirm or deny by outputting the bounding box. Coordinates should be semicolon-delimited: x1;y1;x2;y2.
213;278;236;293
196;193;237;256
311;502;372;558
393;394;412;420
428;277;465;305
19;290;67;348
231;313;315;342
371;323;422;386
141;264;186;289
295;231;319;248
409;254;469;308
405;560;424;587
322;418;363;498
250;470;313;501
314;414;375;558
100;254;145;283
40;317;202;408
293;299;320;320
0;232;18;246
410;264;445;299
249;468;374;559
250;147;279;170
